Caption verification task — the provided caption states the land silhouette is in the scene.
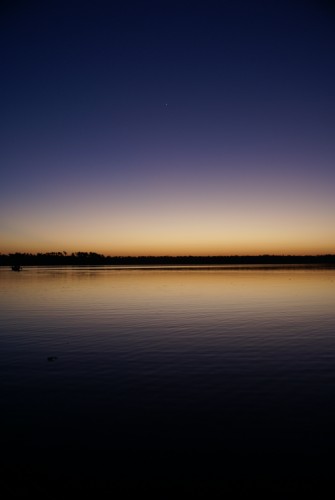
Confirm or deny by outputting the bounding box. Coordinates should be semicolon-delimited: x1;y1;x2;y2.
1;252;334;267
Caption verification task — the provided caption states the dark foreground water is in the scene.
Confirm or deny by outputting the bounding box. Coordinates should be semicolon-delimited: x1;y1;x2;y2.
1;266;335;492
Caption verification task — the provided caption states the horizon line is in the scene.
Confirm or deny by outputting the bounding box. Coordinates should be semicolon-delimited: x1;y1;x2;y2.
1;252;335;259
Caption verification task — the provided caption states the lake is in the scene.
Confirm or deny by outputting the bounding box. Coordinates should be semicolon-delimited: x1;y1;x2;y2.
1;266;335;491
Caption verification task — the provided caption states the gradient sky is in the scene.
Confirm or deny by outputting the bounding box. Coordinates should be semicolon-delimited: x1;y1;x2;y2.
1;0;334;255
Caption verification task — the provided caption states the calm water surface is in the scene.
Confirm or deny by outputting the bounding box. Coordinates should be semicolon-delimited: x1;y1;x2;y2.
1;266;335;480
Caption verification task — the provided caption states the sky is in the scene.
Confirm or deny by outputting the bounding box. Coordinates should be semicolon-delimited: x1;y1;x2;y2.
1;0;334;256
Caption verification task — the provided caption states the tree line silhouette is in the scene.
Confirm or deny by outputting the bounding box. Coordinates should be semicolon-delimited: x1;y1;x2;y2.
1;252;335;266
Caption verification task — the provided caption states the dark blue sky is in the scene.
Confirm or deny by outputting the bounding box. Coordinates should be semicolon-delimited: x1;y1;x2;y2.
1;0;334;255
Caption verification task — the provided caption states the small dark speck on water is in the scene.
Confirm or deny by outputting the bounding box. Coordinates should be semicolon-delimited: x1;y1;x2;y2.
47;356;58;362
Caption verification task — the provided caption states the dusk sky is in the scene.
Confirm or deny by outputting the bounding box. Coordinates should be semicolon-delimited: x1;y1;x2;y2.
1;0;334;256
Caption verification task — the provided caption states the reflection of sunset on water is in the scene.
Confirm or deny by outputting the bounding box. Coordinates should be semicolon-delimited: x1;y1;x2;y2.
1;266;335;490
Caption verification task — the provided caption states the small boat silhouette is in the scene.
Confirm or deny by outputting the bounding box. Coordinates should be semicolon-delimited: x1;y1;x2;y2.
11;265;22;272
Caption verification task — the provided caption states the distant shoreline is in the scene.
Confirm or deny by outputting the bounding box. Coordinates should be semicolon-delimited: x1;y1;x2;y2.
1;253;335;267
